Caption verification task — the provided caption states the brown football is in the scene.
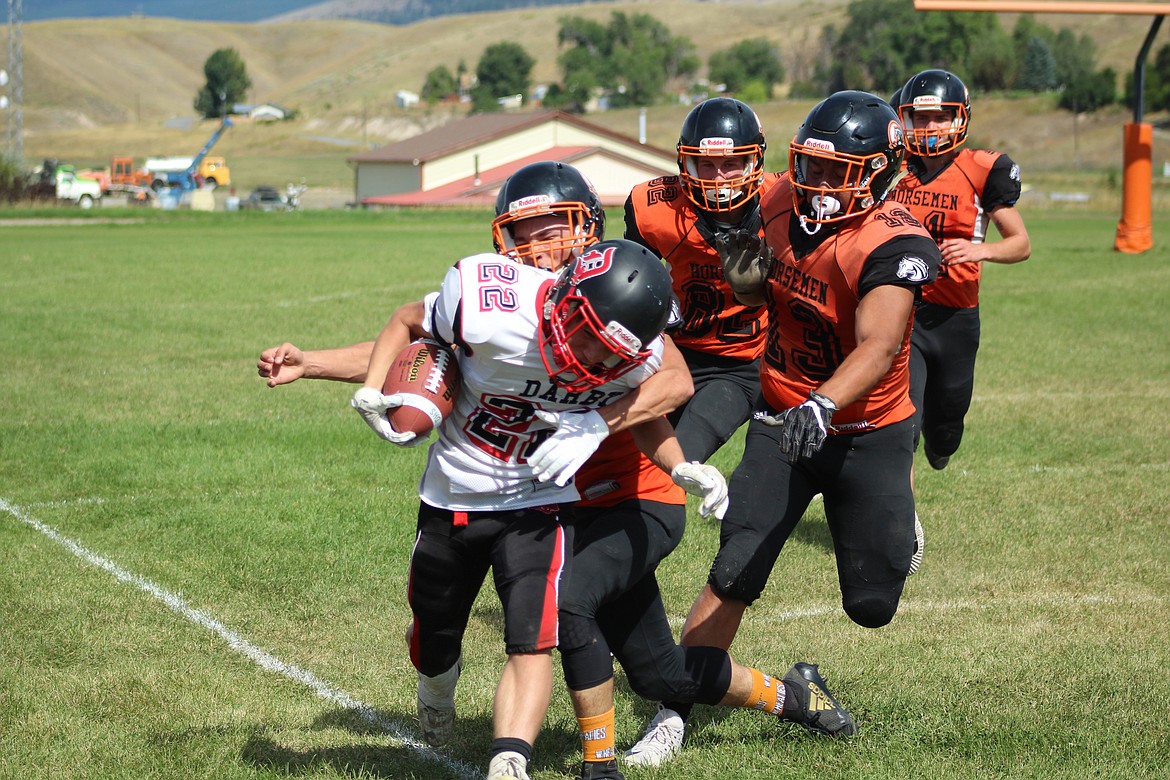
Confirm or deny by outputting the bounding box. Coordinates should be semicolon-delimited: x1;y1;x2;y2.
381;339;461;437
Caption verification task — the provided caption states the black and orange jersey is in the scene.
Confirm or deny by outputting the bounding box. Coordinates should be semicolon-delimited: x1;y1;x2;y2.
758;177;941;433
574;429;684;509
624;173;782;361
891;148;1022;309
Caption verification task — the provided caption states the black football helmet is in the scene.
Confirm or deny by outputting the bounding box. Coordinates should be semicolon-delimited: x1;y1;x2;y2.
898;69;970;157
541;239;673;392
788;90;905;231
677;97;767;213
492;161;605;270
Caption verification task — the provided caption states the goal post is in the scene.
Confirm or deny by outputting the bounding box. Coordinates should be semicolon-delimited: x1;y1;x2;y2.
913;0;1167;253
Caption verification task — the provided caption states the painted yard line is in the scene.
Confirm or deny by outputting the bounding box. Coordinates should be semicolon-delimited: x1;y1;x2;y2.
20;497;107;509
666;592;1164;630
0;497;479;780
746;592;1164;626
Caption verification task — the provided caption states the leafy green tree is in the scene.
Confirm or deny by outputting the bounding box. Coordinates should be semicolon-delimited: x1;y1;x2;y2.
554;12;697;109
1123;43;1170;113
1151;44;1170;113
821;0;1005;95
193;48;251;119
471;42;535;112
1060;67;1116;112
708;38;784;97
1018;35;1057;92
421;65;458;104
967;31;1018;91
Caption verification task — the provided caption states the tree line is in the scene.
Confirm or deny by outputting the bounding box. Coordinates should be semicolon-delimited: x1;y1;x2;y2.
192;0;1170;120
416;1;1170;116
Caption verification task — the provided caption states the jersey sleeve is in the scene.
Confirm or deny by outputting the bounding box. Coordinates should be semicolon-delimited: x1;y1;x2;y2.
427;265;463;347
858;234;942;299
983;154;1023;211
623;192;655;251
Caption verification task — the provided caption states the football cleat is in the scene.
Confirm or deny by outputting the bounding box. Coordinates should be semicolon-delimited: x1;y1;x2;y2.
908;513;925;576
417;657;461;747
578;758;625;780
923;440;950;470
781;662;857;737
487;751;531;780
622;706;685;768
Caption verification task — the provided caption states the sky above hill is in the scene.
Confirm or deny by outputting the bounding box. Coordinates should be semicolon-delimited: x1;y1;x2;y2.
25;1;314;22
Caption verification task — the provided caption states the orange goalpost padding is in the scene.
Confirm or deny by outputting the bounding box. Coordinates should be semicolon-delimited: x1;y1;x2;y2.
915;1;1165;253
1115;122;1155;253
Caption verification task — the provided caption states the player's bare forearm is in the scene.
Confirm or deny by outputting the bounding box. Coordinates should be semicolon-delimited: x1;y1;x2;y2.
629;416;686;474
986;205;1031;264
301;343;374;382
592;336;693;433
363;301;429;390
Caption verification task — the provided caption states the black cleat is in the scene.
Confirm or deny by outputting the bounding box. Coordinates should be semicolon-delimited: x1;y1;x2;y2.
781;662;858;737
578;759;624;780
923;440;950;470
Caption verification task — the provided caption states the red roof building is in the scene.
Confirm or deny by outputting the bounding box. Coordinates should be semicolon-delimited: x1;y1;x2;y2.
348;110;676;207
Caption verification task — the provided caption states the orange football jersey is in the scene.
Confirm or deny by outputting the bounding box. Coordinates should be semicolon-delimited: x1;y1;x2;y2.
892;148;1022;309
574;429;684;508
624;173;781;360
758;177;938;433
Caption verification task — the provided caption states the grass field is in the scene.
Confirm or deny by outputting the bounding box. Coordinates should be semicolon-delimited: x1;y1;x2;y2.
2;208;1168;780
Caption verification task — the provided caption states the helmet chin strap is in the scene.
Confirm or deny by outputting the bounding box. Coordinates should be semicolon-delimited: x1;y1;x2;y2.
798;192;841;235
798;214;822;236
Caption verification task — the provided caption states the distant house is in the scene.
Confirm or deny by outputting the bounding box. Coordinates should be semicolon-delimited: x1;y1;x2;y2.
349;110;676;208
396;91;420;110
230;103;290;122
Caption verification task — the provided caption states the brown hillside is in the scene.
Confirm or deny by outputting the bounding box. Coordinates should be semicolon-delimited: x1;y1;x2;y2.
14;1;1170;203
21;1;1164;128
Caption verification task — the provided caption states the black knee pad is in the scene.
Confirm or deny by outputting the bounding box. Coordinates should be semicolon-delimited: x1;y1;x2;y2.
842;592;899;629
558;612;614;691
414;630;464;677
708;534;772;606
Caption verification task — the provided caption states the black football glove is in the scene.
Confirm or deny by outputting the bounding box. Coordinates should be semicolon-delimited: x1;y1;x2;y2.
713;228;773;297
754;391;837;460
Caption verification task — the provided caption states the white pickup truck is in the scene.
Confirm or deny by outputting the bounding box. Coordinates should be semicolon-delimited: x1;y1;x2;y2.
53;167;103;208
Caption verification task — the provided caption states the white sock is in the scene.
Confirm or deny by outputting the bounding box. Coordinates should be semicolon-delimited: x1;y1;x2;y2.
418;657;460;706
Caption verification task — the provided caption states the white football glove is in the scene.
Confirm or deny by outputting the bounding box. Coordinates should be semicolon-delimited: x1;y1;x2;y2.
351;386;430;448
670;461;730;520
529;409;610;487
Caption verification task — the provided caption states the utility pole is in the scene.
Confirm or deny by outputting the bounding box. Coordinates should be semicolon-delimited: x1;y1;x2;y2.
6;0;22;163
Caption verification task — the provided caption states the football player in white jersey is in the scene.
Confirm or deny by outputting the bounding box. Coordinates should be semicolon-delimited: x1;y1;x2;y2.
353;238;686;780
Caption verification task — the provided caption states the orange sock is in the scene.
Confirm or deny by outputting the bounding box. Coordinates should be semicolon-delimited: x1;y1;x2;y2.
578;707;616;763
740;668;785;716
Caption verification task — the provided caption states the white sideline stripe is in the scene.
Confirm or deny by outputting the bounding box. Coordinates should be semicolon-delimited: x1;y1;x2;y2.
670;593;1163;629
749;592;1163;626
0;497;478;780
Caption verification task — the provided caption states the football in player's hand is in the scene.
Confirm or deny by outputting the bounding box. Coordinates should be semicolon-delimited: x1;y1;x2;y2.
381;339;460;437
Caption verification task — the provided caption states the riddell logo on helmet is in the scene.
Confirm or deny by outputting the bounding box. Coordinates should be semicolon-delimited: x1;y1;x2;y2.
509;194;552;213
573;246;615;282
603;320;642;355
803;138;835;152
912;95;942;110
699;137;735;153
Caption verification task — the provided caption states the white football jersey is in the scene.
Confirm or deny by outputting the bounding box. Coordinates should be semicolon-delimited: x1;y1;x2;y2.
417;252;663;511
